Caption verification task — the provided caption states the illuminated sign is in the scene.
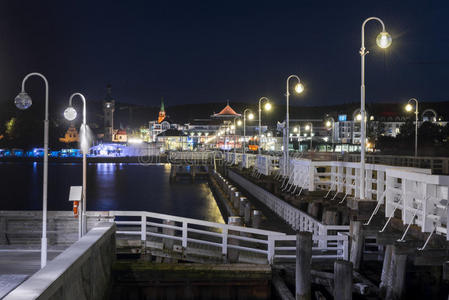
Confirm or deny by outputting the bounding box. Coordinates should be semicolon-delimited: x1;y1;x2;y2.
338;115;347;121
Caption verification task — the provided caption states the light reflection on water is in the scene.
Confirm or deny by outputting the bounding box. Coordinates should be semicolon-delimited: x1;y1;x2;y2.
0;162;224;224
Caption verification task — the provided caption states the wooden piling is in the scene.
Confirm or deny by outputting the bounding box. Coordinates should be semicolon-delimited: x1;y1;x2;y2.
334;260;353;300
349;220;364;270
244;202;251;224
296;231;312;300
385;246;407;300
239;197;247;217
252;210;261;229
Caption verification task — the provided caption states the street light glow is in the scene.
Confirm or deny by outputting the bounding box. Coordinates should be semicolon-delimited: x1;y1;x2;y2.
376;31;392;49
305;125;310;131
248;113;254;120
14;92;32;110
325;121;331;127
405;103;413;112
293;127;298;133
237;120;242;126
356;114;362;121
264;102;272;111
294;83;304;94
64;106;77;121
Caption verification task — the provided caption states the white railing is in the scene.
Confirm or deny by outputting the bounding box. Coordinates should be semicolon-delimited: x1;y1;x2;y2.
109;210;348;264
227;170;350;238
241;153;257;169
386;168;449;240
168;151;217;164
273;232;349;261
256;155;279;176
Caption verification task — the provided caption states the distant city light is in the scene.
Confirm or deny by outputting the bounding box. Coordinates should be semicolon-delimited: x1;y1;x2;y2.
128;138;143;144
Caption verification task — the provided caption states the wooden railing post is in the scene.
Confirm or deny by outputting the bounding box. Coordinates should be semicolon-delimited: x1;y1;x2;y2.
182;221;187;248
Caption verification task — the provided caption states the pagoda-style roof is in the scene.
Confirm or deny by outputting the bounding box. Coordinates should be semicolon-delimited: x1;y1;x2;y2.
211;103;241;118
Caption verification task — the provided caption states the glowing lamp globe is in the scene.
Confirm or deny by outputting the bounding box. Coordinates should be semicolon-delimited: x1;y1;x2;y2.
305;125;310;131
293;127;298;133
356;114;362;121
264;102;272;111
64;106;77;121
237;120;242;126
294;83;304;94
405;104;413;112
326;121;332;127
14;92;32;110
376;31;392;49
248;113;254;120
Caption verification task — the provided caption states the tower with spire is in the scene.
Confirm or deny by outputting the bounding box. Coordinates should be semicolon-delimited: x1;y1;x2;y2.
103;84;115;142
158;98;166;123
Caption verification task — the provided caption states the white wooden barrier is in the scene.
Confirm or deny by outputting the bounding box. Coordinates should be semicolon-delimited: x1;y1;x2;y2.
109;210;348;264
256;155;280;176
227;170;350;238
241;153;257;169
385;168;449;240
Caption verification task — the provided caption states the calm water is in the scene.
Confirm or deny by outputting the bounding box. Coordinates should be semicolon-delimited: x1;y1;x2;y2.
0;162;224;223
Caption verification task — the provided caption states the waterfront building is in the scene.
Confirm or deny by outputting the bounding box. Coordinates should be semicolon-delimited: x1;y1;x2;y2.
112;129;128;143
59;126;79;144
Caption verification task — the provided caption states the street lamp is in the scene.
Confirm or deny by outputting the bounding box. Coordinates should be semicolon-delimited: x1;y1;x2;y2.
325;116;335;152
258;97;271;154
359;17;392;199
405;98;419;157
242;109;254;154
305;123;313;151
284;75;304;175
64;93;88;237
14;72;49;269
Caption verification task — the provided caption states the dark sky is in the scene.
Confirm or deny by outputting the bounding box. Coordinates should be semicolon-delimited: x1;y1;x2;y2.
0;0;448;109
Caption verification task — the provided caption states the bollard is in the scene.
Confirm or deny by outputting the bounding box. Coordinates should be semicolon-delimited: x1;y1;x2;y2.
229;187;236;200
296;231;312;300
252;210;261;229
227;216;241;263
239;197;247;217
233;191;240;208
334;260;353;300
244;202;251;224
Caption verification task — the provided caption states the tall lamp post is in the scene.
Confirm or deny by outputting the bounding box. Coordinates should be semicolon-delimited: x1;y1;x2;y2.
64;93;88;237
359;17;392;199
405;98;419;157
325;116;335;152
14;72;49;269
305;123;313;151
284;75;304;175
242;109;254;154
258;97;271;154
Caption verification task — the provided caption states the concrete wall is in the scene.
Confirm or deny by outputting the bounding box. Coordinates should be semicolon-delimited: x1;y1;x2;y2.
0;211;112;246
4;222;116;300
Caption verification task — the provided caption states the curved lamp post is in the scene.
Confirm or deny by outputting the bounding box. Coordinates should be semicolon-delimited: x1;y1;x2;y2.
242;109;254;154
64;93;88;237
258;97;271;154
405;98;419;157
284;75;304;175
324;116;335;152
359;17;392;199
14;72;49;269
305;123;313;151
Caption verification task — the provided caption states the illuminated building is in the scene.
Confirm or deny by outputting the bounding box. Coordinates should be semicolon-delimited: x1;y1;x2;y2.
59;126;79;143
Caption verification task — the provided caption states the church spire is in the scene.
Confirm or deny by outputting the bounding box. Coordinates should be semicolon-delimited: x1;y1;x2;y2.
158;97;166;123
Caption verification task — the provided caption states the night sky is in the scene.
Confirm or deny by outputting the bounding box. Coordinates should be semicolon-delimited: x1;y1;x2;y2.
0;0;448;109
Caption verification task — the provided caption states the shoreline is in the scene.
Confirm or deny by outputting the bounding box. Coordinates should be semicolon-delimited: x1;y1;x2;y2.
0;156;168;164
